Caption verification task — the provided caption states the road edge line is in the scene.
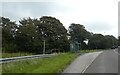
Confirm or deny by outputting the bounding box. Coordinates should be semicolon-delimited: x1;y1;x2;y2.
114;49;120;55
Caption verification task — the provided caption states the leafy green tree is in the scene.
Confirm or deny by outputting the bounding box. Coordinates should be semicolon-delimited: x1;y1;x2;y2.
109;35;118;46
118;36;120;46
68;23;91;49
39;16;69;52
88;34;118;49
104;35;117;48
0;27;1;48
15;16;69;53
1;17;17;52
88;34;104;49
16;18;42;53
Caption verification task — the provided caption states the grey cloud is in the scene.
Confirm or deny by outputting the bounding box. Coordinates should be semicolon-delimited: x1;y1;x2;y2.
2;2;74;18
2;2;61;20
1;1;118;38
84;21;113;33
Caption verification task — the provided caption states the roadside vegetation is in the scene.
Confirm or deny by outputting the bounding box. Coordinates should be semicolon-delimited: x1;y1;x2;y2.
80;50;97;53
80;49;103;53
1;16;118;54
1;52;32;58
2;52;77;73
1;49;102;58
1;16;118;73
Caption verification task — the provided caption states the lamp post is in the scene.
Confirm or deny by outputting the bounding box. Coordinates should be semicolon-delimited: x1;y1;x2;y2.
43;39;45;54
67;35;72;51
67;35;71;40
42;32;46;55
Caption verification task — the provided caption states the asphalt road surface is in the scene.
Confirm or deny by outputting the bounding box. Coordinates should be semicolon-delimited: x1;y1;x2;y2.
84;49;118;73
63;51;103;73
62;49;119;74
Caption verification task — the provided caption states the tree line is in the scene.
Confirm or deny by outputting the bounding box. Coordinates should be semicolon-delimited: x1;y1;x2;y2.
1;16;118;53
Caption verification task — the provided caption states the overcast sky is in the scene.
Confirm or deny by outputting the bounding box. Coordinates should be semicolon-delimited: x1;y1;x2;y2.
0;0;119;38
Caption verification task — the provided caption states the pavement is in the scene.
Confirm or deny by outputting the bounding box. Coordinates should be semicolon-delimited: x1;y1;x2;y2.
62;51;103;73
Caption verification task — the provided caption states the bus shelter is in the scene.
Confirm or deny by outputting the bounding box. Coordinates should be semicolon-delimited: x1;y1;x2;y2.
70;41;81;52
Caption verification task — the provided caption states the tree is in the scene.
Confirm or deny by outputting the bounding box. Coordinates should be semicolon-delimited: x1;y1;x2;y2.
1;17;17;52
88;34;118;49
118;36;120;46
15;16;69;53
104;35;117;48
39;16;69;52
0;27;1;48
16;18;42;53
68;23;91;49
88;34;104;49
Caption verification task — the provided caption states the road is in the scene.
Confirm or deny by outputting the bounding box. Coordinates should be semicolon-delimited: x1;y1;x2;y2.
62;49;119;74
84;49;118;73
63;51;103;73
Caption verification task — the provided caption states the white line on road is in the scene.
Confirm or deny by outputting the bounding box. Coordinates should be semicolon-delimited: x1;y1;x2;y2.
62;51;103;73
114;49;120;55
81;51;104;74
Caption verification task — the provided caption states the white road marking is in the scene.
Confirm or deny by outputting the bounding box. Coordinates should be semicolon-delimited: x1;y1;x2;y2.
114;49;120;55
81;51;104;74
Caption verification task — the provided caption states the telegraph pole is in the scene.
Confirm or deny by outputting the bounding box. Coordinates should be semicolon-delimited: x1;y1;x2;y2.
43;39;45;54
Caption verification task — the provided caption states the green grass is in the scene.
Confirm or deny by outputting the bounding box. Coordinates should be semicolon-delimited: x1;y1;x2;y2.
1;52;32;58
2;52;77;73
80;50;98;53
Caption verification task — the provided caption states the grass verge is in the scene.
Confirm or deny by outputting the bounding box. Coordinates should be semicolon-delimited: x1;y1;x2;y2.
1;52;32;58
80;49;102;53
2;52;77;73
